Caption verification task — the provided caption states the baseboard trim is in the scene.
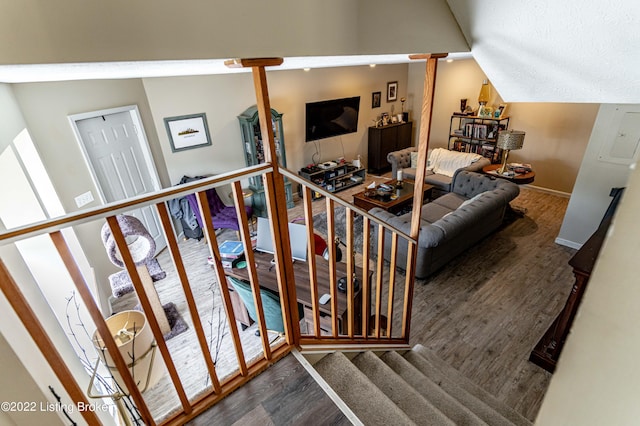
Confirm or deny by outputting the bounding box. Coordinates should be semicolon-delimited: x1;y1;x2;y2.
555;237;583;250
291;348;364;426
523;184;571;198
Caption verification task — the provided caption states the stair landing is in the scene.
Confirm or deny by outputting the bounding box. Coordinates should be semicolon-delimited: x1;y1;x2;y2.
188;353;349;425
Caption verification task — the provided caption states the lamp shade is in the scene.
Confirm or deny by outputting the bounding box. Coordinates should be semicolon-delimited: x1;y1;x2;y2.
478;80;491;105
497;130;525;150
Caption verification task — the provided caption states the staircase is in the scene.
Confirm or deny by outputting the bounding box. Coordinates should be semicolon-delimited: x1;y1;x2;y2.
313;344;532;426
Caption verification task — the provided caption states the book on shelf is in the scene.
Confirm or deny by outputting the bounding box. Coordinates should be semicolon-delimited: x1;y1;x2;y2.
219;240;244;259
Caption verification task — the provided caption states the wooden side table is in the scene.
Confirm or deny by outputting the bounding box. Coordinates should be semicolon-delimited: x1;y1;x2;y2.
483;164;535;185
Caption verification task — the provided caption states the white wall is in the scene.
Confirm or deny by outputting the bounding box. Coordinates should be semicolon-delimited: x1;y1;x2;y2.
410;58;599;194
557;104;640;247
0;85;111;425
0;333;65;426
536;141;640;425
11;79;169;307
142;64;410;186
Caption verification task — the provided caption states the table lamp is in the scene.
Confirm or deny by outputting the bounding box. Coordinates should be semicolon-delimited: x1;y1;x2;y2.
496;130;525;174
478;79;491;106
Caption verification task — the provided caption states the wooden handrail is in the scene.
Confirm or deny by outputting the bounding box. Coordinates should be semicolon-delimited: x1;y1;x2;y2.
0;51;448;424
0;164;271;246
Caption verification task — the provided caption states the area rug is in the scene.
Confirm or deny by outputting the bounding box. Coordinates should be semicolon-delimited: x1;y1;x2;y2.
132;302;188;341
312;206;367;252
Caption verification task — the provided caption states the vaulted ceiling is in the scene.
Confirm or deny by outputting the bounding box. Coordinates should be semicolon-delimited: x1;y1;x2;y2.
447;0;640;103
0;0;637;103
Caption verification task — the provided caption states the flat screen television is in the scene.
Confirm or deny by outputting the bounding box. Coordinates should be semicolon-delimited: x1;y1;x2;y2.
305;96;360;142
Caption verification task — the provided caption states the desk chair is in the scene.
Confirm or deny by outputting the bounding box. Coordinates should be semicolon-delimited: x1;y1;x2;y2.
227;276;303;335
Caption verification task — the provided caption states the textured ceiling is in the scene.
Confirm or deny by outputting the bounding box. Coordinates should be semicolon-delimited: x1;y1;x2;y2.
447;0;640;103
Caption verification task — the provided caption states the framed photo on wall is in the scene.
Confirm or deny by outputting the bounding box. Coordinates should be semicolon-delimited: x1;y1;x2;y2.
387;81;398;102
164;113;212;152
372;91;381;108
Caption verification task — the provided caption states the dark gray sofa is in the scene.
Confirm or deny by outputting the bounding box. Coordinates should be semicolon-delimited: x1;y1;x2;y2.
387;147;490;192
370;171;520;279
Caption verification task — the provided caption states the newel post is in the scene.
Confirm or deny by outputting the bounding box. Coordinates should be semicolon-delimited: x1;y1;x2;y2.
401;53;448;339
225;58;300;344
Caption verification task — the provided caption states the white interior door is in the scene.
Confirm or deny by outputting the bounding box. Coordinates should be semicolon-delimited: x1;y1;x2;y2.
72;107;165;252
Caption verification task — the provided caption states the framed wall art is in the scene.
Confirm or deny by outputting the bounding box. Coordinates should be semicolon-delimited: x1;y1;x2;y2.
372;91;381;108
387;81;398;102
164;113;212;152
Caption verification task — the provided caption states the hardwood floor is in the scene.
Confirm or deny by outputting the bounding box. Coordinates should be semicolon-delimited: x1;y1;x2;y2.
287;173;575;421
187;353;349;426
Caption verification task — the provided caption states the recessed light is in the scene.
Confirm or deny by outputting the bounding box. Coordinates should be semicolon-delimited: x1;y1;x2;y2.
369;64;376;68
303;67;311;72
446;59;454;63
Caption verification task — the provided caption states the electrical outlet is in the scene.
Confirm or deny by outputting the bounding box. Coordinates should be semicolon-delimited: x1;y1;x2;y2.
75;191;94;208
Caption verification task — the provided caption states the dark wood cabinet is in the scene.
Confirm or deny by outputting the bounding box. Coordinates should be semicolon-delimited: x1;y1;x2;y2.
529;187;624;372
238;105;294;217
367;121;412;174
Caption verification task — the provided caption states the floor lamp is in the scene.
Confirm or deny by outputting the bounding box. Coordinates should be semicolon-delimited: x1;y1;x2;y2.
497;130;526;174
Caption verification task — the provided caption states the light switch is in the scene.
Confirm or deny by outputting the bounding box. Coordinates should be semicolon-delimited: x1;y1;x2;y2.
75;191;94;208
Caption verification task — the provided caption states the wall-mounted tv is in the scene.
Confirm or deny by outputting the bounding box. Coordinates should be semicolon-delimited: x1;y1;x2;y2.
305;96;360;142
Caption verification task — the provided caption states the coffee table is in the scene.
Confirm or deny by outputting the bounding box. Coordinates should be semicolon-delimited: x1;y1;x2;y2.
352;179;434;214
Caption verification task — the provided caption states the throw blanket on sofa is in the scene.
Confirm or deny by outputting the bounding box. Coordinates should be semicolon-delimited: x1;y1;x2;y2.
428;148;483;177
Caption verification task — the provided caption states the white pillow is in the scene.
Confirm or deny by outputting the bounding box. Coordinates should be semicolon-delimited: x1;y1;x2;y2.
459;192;486;208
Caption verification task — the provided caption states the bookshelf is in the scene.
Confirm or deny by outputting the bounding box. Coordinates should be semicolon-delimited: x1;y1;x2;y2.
448;115;510;163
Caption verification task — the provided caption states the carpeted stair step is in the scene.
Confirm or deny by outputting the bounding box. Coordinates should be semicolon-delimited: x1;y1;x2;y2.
410;344;532;426
380;351;490;426
313;351;415;426
351;351;455;426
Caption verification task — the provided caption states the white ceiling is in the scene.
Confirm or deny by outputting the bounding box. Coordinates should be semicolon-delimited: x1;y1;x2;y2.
0;53;473;83
447;0;640;103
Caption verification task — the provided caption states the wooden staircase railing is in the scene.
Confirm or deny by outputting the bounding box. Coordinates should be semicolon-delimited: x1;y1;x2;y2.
0;53;445;425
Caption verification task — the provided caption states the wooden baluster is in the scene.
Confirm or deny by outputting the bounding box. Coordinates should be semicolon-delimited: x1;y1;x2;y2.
231;181;272;361
374;223;386;339
303;186;322;337
361;216;371;338
106;216;192;414
196;190;248;376
155;202;221;393
386;233;399;338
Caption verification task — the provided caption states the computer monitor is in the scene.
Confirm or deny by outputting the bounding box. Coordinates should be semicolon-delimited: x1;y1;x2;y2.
255;217;308;262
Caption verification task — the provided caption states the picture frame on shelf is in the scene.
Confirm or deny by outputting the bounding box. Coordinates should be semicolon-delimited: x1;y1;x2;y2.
164;113;212;152
496;103;508;119
478;105;493;118
387;81;398;102
372;91;381;108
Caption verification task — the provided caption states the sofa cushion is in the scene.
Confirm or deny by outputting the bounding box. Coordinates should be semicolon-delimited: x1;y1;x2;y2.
432;192;467;210
424;173;454;192
420;202;454;224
